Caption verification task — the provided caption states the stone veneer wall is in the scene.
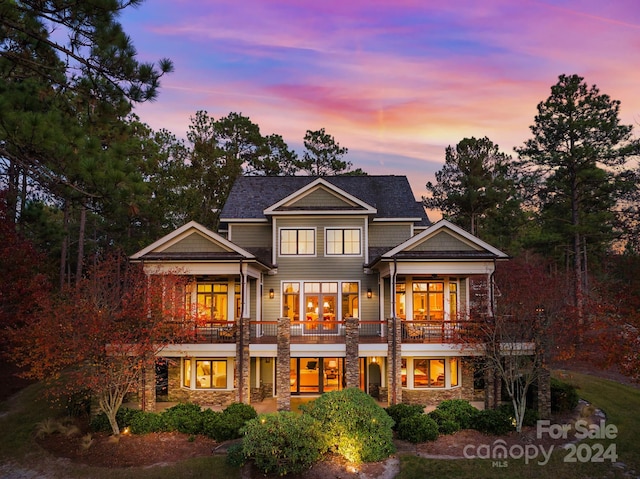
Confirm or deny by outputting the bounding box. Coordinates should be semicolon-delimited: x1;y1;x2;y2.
386;317;402;405
237;317;251;404
344;317;360;389
537;367;551;419
276;316;291;411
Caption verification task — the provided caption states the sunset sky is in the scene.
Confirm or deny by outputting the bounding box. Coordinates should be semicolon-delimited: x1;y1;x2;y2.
120;0;640;200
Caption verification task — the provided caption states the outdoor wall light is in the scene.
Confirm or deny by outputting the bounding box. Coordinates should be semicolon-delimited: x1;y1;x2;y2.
367;288;372;299
269;288;274;299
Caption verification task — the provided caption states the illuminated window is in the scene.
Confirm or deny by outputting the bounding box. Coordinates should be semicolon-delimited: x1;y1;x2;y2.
326;229;361;255
413;359;445;388
412;282;444;320
195;359;227;389
196;284;228;321
450;358;459;387
280;229;315;255
395;283;406;319
282;282;300;320
341;282;359;318
183;359;191;388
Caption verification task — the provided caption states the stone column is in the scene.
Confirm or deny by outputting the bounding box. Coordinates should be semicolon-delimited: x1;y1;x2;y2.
139;357;156;412
537;367;551;419
484;364;501;410
236;316;251;404
344;317;360;389
276;316;291;411
386;317;402;405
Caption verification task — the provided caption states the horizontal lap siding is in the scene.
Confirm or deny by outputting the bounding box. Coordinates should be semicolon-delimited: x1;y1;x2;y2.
264;216;379;321
230;224;272;248
369;223;412;247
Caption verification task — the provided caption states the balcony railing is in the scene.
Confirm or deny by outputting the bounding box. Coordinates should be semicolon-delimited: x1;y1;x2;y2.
182;319;484;344
401;320;483;343
193;321;237;343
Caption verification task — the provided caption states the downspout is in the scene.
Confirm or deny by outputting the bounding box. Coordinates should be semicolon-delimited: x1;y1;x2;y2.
391;257;398;405
490;258;496;317
238;259;245;404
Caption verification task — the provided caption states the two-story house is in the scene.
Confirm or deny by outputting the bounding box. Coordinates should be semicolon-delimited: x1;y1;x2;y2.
131;175;509;411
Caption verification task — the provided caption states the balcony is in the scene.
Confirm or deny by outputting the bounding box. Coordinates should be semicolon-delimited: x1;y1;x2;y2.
401;320;482;343
193;321;237;343
250;319;387;344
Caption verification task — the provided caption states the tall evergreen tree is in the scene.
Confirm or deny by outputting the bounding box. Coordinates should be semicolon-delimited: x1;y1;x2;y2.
515;74;640;313
299;128;351;176
424;137;526;251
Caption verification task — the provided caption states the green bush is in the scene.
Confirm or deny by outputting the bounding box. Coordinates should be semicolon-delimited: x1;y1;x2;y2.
162;403;203;435
551;378;579;413
428;409;461;435
225;442;246;468
300;388;395;464
473;408;514;435
242;412;327;476
90;407;139;433
384;403;423;430
435;400;479;429
130;411;167;434
397;414;439;443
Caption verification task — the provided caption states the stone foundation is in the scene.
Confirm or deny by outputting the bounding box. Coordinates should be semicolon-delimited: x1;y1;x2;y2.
402;387;475;406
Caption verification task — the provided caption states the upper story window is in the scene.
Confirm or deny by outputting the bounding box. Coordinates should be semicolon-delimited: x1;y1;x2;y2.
280;229;315;255
196;283;228;321
326;228;361;255
413;282;444;321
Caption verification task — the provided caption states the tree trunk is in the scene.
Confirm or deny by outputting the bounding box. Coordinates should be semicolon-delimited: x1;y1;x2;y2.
59;202;69;290
75;203;87;285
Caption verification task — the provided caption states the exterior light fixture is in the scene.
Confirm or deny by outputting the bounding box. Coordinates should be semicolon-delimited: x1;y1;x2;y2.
269;288;274;299
367;288;372;299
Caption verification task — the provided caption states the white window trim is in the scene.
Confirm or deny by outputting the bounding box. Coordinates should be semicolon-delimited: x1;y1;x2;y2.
278;227;317;257
324;227;363;257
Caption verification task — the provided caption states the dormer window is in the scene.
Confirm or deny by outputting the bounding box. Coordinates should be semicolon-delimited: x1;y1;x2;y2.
280;228;315;256
326;228;361;255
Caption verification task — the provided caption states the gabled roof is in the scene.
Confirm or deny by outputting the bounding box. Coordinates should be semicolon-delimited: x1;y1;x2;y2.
220;175;430;225
368;219;508;266
130;221;264;264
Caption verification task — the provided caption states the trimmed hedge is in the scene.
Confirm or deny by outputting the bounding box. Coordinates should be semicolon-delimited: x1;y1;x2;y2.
385;403;424;431
397;414;439;443
300;388;396;464
434;400;479;430
90;402;257;440
242;412;327;476
473;408;514;435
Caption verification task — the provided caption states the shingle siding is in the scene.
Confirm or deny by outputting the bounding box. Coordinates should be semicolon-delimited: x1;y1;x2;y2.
230;224;272;248
369;223;413;248
163;232;228;253
408;231;477;252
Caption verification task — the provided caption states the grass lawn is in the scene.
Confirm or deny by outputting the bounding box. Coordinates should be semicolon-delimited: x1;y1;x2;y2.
396;370;640;479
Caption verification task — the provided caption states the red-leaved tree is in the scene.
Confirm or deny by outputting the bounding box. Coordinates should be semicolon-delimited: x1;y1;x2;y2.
457;256;574;431
6;251;192;435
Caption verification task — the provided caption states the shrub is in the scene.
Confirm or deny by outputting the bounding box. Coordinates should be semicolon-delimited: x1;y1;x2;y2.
90;407;138;433
551;378;579;413
300;388;395;464
385;403;424;430
130;411;167;434
473;408;514;435
435;400;479;429
226;442;246;468
428;409;461;435
162;403;203;435
242;412;327;476
397;415;439;443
